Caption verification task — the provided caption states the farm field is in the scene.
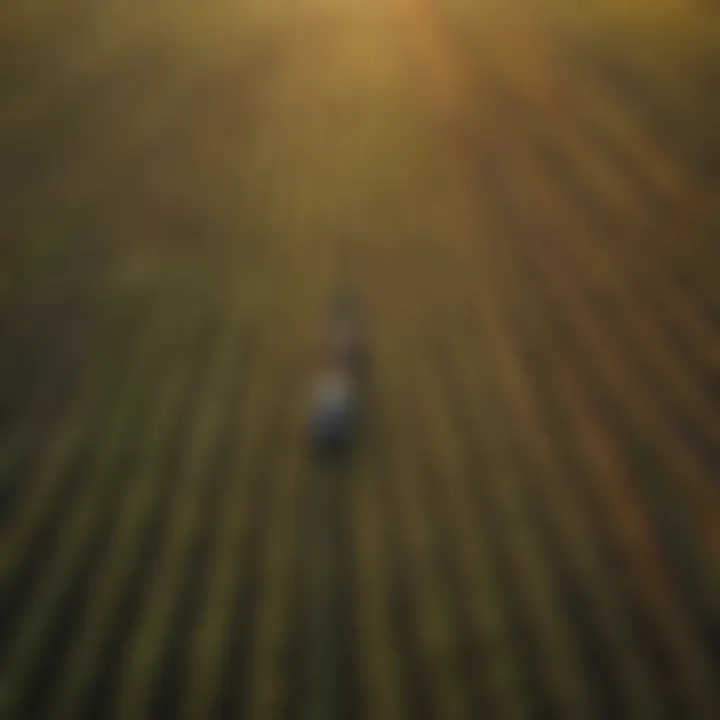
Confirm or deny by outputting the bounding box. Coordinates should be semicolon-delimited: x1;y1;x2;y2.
1;0;719;718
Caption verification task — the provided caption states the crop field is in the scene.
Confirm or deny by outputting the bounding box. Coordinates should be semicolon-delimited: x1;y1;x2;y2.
0;0;719;718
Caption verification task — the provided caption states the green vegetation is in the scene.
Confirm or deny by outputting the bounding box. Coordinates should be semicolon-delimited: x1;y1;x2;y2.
1;0;718;718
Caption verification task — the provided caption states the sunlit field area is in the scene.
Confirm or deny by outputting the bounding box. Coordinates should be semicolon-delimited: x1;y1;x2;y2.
1;0;719;718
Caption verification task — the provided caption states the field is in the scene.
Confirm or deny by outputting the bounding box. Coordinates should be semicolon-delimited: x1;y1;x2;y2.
1;0;719;718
